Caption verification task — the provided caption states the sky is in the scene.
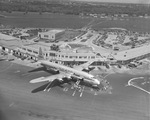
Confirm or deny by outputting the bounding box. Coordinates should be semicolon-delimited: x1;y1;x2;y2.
74;0;150;4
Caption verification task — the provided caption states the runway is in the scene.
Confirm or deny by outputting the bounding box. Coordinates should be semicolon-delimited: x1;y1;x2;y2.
0;61;149;120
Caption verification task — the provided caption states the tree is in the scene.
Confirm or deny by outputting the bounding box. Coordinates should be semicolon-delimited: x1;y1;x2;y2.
50;44;59;51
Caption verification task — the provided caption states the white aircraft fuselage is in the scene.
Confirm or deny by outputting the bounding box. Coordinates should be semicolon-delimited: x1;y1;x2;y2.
40;60;100;86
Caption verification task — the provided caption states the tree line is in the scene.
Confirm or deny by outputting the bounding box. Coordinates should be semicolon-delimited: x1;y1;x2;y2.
0;1;150;16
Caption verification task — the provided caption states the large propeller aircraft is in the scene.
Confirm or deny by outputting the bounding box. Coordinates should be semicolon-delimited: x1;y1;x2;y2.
29;60;102;97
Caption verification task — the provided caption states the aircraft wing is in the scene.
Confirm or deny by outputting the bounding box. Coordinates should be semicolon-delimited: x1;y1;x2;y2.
30;73;72;83
73;60;94;71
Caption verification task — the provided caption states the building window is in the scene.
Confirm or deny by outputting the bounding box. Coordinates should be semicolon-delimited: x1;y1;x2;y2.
27;49;32;52
44;35;49;38
71;56;77;58
33;51;38;54
65;56;68;58
61;55;64;58
91;56;95;59
49;53;56;56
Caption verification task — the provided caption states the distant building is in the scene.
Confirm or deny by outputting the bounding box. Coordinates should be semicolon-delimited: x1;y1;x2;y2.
38;29;65;42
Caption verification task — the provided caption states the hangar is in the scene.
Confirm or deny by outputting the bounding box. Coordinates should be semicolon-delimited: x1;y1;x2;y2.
38;29;65;42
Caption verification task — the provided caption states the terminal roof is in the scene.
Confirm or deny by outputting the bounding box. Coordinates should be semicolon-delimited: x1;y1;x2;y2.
113;44;150;61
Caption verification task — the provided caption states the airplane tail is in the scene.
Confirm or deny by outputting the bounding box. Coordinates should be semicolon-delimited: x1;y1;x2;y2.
38;47;44;61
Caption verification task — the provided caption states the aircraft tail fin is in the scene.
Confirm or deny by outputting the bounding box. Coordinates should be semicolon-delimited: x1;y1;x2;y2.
38;47;44;61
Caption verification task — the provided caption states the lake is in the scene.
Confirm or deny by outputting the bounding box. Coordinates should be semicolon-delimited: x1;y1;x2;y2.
1;12;150;33
0;12;91;29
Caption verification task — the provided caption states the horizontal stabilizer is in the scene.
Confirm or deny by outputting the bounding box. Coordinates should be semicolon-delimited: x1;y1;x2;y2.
30;77;48;83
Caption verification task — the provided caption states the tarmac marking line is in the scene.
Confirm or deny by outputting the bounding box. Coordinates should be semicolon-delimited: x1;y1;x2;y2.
128;77;150;95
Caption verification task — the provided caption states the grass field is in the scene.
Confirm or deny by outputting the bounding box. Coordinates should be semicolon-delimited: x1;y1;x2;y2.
92;17;150;33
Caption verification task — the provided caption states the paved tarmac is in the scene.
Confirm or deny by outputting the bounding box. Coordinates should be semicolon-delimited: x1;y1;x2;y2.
0;61;149;120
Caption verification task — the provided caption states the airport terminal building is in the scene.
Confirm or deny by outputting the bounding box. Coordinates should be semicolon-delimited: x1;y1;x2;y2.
17;43;105;62
113;43;150;64
1;32;150;66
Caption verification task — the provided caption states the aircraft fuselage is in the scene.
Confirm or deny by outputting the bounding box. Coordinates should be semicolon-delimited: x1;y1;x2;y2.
40;61;100;86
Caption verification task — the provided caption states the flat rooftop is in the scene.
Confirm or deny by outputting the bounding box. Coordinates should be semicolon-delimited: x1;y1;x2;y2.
41;29;65;34
113;44;150;61
23;43;50;51
0;33;18;40
0;39;22;49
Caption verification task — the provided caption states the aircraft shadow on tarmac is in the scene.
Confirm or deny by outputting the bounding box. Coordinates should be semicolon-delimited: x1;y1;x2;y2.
31;81;63;93
28;67;59;74
31;77;101;94
31;78;72;93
